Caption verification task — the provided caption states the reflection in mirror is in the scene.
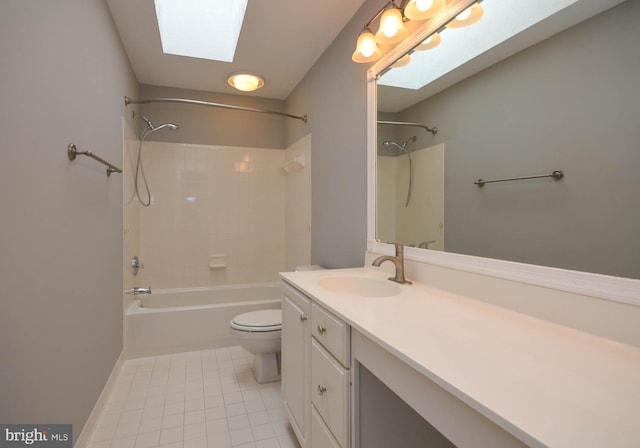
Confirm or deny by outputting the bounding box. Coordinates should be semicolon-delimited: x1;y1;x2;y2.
376;0;640;279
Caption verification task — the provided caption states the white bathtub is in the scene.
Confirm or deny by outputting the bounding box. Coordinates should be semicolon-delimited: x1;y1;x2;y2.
124;283;282;358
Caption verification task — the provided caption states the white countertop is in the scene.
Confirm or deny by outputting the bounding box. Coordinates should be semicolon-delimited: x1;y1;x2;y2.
280;267;640;448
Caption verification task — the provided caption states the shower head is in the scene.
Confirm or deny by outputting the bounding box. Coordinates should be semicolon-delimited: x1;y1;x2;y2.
133;112;179;133
152;123;180;132
383;141;406;152
383;135;417;152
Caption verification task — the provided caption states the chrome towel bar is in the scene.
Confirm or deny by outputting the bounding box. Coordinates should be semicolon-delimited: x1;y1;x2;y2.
475;170;564;187
67;143;122;177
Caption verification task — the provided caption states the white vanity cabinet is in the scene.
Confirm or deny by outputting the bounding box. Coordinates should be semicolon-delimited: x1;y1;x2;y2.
282;283;311;447
282;281;351;448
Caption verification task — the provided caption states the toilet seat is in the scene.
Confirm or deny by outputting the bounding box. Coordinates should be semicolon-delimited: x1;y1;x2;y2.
230;309;281;332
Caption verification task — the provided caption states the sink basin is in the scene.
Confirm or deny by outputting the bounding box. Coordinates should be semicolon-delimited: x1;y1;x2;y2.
317;276;401;297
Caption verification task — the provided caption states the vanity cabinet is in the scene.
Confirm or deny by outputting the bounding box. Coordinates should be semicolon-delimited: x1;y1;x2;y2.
282;281;351;448
282;283;311;447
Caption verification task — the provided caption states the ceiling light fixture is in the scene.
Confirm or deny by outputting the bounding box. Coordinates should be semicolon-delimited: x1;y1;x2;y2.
352;0;484;64
227;72;265;92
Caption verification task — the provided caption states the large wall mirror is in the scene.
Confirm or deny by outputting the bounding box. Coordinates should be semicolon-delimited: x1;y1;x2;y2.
370;0;640;288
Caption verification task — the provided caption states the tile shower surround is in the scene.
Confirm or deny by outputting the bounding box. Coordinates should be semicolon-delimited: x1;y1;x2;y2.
138;143;286;289
88;347;300;448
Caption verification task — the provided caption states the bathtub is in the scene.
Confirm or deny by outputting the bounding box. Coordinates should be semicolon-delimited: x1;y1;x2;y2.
124;283;282;358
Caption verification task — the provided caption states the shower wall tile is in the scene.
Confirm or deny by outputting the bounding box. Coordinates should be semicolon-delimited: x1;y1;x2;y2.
123;119;141;308
139;142;286;289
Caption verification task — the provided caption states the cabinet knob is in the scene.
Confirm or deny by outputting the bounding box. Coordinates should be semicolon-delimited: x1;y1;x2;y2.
300;314;307;322
317;384;327;395
317;325;327;335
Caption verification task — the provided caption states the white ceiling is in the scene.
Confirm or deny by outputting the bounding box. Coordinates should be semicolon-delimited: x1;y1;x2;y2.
106;0;367;100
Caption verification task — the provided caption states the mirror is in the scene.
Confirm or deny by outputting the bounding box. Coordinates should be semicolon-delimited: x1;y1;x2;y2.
375;0;640;280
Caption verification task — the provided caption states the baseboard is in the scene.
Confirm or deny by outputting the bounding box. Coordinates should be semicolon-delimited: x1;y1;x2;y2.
74;351;126;448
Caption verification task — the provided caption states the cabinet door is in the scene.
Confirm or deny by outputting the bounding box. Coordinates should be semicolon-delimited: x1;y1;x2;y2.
312;405;341;448
311;339;350;448
282;287;310;447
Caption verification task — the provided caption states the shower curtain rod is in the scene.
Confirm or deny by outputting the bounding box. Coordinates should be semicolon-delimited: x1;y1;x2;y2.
378;120;438;135
124;96;308;123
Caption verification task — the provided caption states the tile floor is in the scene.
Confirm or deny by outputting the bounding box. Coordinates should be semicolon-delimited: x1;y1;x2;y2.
87;347;300;448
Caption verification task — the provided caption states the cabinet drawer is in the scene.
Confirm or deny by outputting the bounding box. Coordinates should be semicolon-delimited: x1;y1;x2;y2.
311;302;350;367
312;405;342;448
311;339;349;448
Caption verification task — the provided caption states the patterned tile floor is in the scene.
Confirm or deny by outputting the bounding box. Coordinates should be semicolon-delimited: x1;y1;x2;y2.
87;347;300;448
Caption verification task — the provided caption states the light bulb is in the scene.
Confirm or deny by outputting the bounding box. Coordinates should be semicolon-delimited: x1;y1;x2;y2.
403;0;444;21
415;32;442;51
415;0;434;11
360;33;376;57
352;29;382;63
381;7;403;38
227;73;264;92
375;7;408;44
446;3;484;28
456;7;472;21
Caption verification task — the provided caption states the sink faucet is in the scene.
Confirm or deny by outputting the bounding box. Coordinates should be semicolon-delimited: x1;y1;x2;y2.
132;287;152;295
418;240;436;249
371;243;412;285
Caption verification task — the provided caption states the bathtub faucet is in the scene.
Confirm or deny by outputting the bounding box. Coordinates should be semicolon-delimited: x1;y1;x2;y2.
133;287;152;295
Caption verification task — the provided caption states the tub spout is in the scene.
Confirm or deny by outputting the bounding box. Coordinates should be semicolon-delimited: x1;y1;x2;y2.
133;287;152;295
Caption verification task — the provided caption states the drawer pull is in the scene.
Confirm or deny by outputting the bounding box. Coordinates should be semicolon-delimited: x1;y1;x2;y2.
300;313;308;322
317;384;327;395
317;325;327;335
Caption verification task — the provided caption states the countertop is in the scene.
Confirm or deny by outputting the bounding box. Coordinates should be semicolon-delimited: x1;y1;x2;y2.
280;267;640;448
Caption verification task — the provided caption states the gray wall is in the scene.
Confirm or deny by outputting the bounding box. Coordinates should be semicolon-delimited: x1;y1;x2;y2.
359;366;456;448
394;0;640;278
0;0;138;435
138;84;287;149
285;0;389;268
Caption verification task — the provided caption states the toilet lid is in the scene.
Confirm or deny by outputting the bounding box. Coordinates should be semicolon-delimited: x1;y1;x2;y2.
231;309;282;332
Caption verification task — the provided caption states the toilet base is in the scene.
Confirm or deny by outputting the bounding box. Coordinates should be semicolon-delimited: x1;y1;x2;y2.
253;352;281;383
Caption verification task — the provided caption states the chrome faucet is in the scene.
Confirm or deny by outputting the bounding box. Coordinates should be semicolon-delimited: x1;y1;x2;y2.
371;243;412;285
132;287;152;295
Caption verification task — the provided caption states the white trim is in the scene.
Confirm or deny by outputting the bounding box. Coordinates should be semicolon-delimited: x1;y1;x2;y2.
366;0;640;308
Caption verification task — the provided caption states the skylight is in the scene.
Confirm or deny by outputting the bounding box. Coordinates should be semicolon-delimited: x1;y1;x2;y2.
378;0;580;91
154;0;248;62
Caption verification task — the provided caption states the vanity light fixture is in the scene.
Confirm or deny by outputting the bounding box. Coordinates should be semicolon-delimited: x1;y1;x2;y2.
415;32;442;50
391;54;412;68
404;0;445;21
352;28;384;63
352;0;485;64
375;4;409;44
446;2;484;28
227;72;265;92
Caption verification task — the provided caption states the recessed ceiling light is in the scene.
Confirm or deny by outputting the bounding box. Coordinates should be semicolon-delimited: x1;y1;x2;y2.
227;73;265;92
154;0;248;62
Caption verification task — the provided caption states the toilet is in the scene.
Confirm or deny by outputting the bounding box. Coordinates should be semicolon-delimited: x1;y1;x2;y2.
230;266;325;383
230;309;282;383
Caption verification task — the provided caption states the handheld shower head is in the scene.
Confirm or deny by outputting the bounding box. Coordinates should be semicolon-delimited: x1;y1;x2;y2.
153;123;180;132
383;141;406;152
